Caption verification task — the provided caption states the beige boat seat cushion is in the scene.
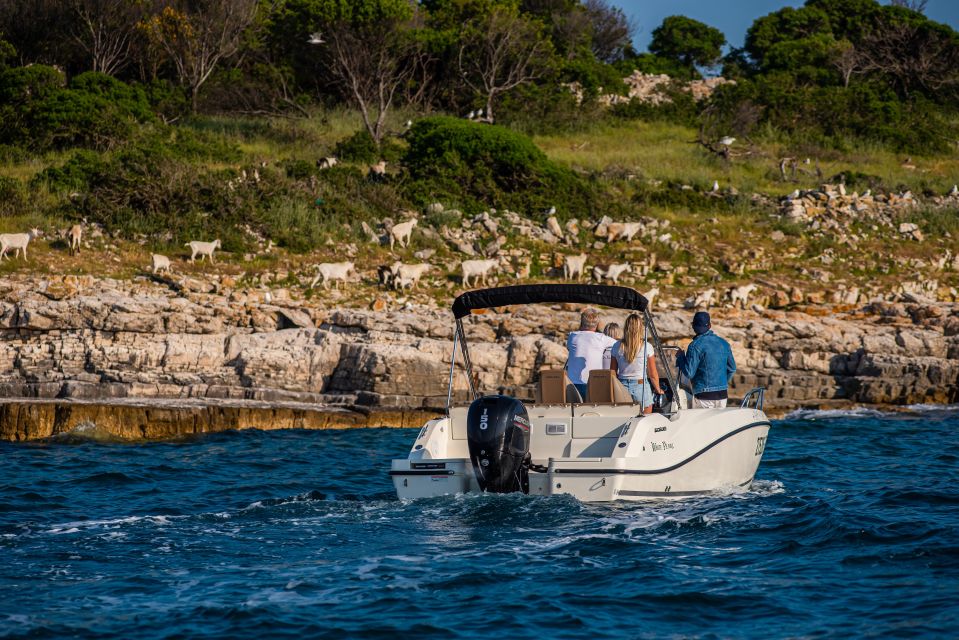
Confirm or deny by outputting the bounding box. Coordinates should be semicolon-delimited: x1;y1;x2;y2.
586;369;635;404
538;368;583;404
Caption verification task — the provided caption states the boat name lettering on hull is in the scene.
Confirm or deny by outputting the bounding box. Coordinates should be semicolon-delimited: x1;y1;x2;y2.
650;441;674;451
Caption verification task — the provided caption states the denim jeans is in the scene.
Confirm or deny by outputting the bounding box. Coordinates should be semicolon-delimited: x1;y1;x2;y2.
619;378;653;408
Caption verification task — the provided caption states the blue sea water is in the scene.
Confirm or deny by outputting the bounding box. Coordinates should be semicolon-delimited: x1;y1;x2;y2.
1;408;958;639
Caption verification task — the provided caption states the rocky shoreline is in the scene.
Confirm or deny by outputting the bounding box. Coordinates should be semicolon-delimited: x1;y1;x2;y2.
1;274;957;441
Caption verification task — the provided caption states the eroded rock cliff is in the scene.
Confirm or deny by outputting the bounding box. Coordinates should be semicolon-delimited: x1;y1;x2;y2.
1;275;956;440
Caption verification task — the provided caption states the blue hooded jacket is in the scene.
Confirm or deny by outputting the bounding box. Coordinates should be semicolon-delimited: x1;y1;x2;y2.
676;330;736;395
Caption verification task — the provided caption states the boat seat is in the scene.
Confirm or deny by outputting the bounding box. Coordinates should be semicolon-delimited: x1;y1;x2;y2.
537;368;583;404
585;369;634;404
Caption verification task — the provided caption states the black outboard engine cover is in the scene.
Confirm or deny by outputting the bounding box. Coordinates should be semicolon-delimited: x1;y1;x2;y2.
466;395;531;493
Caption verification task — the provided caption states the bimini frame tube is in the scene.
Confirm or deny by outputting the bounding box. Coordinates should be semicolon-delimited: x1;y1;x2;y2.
644;309;680;413
446;318;480;415
445;325;459;415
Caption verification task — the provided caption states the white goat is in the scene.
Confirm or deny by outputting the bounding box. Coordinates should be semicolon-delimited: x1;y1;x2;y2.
318;156;338;169
644;287;660;308
693;288;716;309
563;253;588;281
369;161;387;177
390;217;417;251
729;284;757;309
68;224;82;255
0;228;41;261
461;259;498;287
392;262;430;290
310;261;355;290
151;254;172;275
185;239;221;264
604;263;631;285
618;222;642;242
605;222;624;243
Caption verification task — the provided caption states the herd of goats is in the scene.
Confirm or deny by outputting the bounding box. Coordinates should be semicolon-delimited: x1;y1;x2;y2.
0;213;763;310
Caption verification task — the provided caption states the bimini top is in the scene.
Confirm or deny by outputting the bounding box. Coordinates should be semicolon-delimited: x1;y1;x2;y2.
452;284;648;319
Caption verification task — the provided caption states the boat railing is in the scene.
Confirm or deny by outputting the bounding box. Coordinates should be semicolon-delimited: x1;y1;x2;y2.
740;387;766;411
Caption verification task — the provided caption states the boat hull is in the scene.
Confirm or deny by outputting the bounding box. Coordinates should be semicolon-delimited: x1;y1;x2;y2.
392;407;770;502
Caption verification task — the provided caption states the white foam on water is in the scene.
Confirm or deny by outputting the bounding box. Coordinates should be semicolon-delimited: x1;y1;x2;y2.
906;402;959;413
45;514;180;534
744;479;786;497
784;407;891;420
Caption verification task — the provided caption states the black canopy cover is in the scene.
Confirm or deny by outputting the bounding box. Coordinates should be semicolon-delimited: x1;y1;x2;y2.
451;284;648;318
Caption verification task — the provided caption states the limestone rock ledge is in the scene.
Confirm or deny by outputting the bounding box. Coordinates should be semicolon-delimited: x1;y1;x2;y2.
1;276;957;441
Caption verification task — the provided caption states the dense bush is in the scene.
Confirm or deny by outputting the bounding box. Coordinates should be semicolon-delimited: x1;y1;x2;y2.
707;75;958;153
403;116;599;216
333;129;404;163
0;66;154;150
0;176;28;217
497;82;592;135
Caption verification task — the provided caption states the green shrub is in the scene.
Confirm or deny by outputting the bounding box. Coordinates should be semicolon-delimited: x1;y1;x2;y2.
331;128;406;163
828;170;885;191
497;81;596;135
0;176;27;216
283;158;317;180
562;56;626;97
631;181;756;214
0;67;155;151
152;127;242;162
333;129;379;163
32;149;106;191
403;116;598;217
0;144;29;163
258;197;334;252
143;78;190;123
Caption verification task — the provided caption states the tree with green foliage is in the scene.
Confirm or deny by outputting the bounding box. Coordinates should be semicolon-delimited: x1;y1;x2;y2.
0;38;15;71
0;66;153;150
650;16;725;73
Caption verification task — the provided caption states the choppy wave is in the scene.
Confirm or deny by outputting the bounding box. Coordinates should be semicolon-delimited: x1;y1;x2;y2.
1;420;958;639
784;406;893;420
785;402;959;421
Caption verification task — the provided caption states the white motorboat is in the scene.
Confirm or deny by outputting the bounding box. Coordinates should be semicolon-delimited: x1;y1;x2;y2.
391;284;771;502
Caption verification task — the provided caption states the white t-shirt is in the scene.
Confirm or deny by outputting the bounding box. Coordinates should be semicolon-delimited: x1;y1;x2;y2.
566;331;618;385
611;340;655;380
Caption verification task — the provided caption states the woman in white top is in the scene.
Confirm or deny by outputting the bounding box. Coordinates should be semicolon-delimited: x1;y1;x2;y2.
609;313;663;414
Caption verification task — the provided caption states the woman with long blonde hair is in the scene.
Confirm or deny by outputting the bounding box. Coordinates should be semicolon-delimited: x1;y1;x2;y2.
610;313;663;413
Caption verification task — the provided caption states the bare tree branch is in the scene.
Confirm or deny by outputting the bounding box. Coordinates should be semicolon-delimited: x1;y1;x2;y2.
71;0;143;76
139;0;259;112
458;9;550;123
858;17;959;98
318;14;422;145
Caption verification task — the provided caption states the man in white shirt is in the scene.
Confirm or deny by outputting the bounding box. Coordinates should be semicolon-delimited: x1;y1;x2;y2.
565;308;617;399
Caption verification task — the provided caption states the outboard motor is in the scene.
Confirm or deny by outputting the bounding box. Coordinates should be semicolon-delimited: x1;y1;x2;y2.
466;395;531;493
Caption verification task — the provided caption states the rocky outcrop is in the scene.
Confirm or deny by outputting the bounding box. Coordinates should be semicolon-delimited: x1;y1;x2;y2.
1;275;957;440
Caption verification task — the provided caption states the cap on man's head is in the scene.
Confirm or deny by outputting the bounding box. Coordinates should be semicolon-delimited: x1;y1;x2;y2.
692;311;711;335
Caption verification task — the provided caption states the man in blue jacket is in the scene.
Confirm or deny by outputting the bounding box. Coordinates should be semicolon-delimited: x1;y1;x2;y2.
676;312;736;408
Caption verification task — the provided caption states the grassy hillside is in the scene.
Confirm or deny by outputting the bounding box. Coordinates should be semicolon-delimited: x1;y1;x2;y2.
1;108;957;309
